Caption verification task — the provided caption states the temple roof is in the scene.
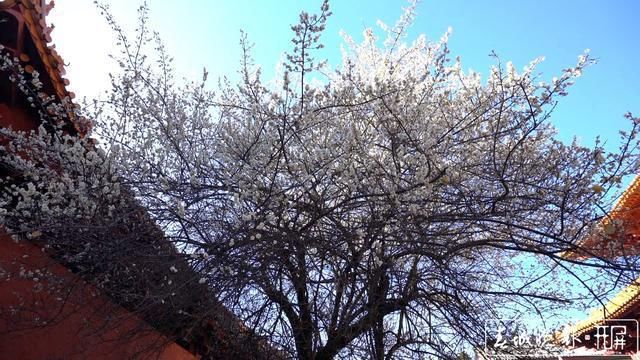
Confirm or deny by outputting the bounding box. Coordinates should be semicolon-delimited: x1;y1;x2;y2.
571;278;640;336
0;0;90;134
564;175;640;260
563;175;640;340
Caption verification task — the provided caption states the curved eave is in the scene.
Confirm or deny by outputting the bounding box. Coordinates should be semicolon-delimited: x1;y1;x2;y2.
572;278;640;336
563;175;640;260
19;1;70;100
1;0;87;135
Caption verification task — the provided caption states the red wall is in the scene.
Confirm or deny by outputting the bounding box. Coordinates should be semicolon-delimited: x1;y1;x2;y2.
0;103;37;132
0;233;197;359
0;88;197;358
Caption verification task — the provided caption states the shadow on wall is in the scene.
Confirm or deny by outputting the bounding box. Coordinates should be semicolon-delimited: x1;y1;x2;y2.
0;233;197;360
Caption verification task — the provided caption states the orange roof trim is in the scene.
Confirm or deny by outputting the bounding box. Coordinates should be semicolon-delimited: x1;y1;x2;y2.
571;277;640;336
564;175;640;260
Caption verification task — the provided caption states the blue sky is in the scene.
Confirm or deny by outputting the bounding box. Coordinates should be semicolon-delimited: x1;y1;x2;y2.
50;0;640;151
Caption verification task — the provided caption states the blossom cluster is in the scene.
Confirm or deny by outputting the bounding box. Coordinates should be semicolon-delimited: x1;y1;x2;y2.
0;48;122;237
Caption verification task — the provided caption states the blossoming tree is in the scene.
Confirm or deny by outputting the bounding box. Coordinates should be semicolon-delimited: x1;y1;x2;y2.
3;1;640;359
0;42;269;358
